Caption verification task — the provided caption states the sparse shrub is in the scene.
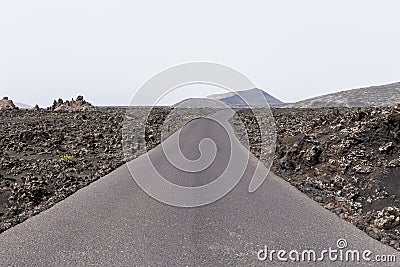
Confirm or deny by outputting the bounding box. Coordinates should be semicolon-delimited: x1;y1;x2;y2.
389;96;396;101
60;155;76;164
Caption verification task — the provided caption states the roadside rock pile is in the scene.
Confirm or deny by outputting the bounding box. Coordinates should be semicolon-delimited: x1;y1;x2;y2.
49;95;96;111
0;97;17;110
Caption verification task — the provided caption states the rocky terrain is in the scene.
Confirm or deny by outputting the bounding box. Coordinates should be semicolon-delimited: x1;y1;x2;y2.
272;106;400;250
285;81;400;108
0;102;399;251
0;107;125;232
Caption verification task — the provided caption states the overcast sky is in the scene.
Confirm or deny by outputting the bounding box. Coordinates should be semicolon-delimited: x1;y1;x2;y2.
1;0;399;106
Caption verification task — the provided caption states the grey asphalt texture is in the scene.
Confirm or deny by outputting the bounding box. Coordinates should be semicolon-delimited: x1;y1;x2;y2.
0;118;398;266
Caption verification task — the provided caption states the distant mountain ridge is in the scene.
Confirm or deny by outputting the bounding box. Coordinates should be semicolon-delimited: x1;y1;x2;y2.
208;88;283;106
172;98;226;108
15;102;32;109
284;82;400;108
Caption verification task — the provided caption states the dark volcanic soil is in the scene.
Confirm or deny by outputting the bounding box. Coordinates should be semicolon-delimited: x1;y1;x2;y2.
0;106;399;251
0;109;124;231
272;106;400;250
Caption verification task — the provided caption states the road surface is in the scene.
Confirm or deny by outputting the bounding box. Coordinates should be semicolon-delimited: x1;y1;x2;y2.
0;117;398;266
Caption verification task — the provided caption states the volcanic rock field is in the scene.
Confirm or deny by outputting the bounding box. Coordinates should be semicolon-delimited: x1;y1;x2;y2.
0;103;399;251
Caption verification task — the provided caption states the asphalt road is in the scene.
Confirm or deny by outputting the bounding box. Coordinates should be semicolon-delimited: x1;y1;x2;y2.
0;117;398;266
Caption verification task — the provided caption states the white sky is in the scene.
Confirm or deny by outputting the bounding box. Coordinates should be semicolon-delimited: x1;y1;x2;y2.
1;0;399;106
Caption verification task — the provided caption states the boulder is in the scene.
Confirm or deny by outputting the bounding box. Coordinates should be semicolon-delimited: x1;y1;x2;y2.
49;96;96;112
374;207;400;230
0;97;17;110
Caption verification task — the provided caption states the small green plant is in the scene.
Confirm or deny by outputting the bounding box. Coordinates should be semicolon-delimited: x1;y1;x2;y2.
389;96;396;101
73;113;82;119
60;155;76;164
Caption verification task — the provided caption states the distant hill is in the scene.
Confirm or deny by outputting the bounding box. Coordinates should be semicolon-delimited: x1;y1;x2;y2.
284;82;400;108
172;98;227;108
14;102;32;109
208;88;283;106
